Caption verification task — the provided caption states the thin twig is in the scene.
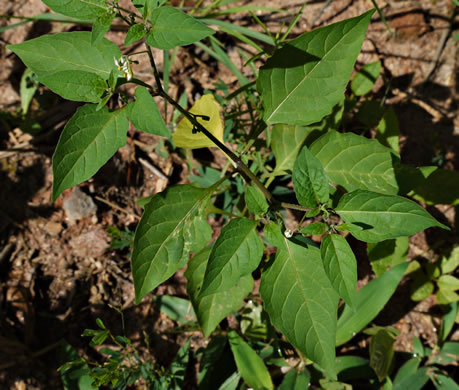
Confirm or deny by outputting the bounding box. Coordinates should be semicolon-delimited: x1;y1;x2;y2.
138;157;167;180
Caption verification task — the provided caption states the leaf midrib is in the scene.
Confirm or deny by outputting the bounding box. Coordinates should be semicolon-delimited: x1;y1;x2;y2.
138;188;211;292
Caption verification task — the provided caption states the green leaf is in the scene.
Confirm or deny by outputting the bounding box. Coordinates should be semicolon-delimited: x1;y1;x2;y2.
350;61;381;96
393;357;421;385
410;274;434;302
393;367;429;390
369;328;397;382
368;237;409;277
335;223;363;233
245;185;269;216
376;106;400;153
439;302;458;344
271;124;311;174
8;31;121;80
257;10;374;126
335;355;374;382
170;338;190;390
437;288;459;305
320;234;357;306
52;104;128;200
199;218;263;297
336;262;409;346
132;184;216;303
263;221;286;248
293;146;329;208
336;190;448;243
39;70;106;102
127;87;169;136
185;215;212;253
278;369;310;389
438;275;459;291
185;248;253;337
92;11;115;44
300;222;328;235
441;246;459;275
430;373;459;390
125;23;147;46
411;168;459;206
309;131;400;195
154;295;195;324
146;6;215;50
42;0;108;20
228;331;273;390
260;239;338;379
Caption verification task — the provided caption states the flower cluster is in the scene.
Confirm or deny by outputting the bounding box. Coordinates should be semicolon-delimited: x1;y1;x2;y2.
114;55;133;81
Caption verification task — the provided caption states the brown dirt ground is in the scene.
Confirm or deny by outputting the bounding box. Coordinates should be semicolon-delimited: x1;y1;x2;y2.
0;0;458;388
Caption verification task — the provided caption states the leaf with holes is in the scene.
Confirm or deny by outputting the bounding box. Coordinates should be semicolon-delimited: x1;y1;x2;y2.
257;10;374;125
185;248;253;337
199;218;263;297
8;31;121;80
52;104;128;200
132;184;218;304
336;190;448;243
260;238;338;379
320;234;357;306
310;131;400;195
146;6;215;50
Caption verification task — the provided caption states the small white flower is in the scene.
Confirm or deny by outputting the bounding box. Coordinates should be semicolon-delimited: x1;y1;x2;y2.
284;229;293;238
114;55;133;81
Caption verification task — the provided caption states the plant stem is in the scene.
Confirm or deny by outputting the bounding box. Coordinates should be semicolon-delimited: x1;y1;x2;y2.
143;43;313;215
144;43;275;204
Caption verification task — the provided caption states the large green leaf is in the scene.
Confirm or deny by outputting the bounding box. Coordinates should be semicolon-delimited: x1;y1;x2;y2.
320;234;357;306
132;184;216;304
199;218;263;297
336;190;448;243
309;131;400;195
52;104;128;200
336;262;409;346
8;31;121;80
293;146;329;207
228;331;273;390
39;70;106;102
42;0;108;20
257;10;374;126
260;239;338;379
127;86;169;136
146;6;215;50
185;249;253;337
271;124;311;174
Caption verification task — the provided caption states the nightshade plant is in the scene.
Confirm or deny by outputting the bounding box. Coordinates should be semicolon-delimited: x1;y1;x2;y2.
8;0;450;385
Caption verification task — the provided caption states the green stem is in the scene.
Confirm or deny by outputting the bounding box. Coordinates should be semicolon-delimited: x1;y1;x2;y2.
145;43;274;204
143;42;314;215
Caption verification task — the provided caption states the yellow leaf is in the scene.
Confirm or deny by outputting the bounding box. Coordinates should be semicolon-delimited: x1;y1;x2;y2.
172;94;224;149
